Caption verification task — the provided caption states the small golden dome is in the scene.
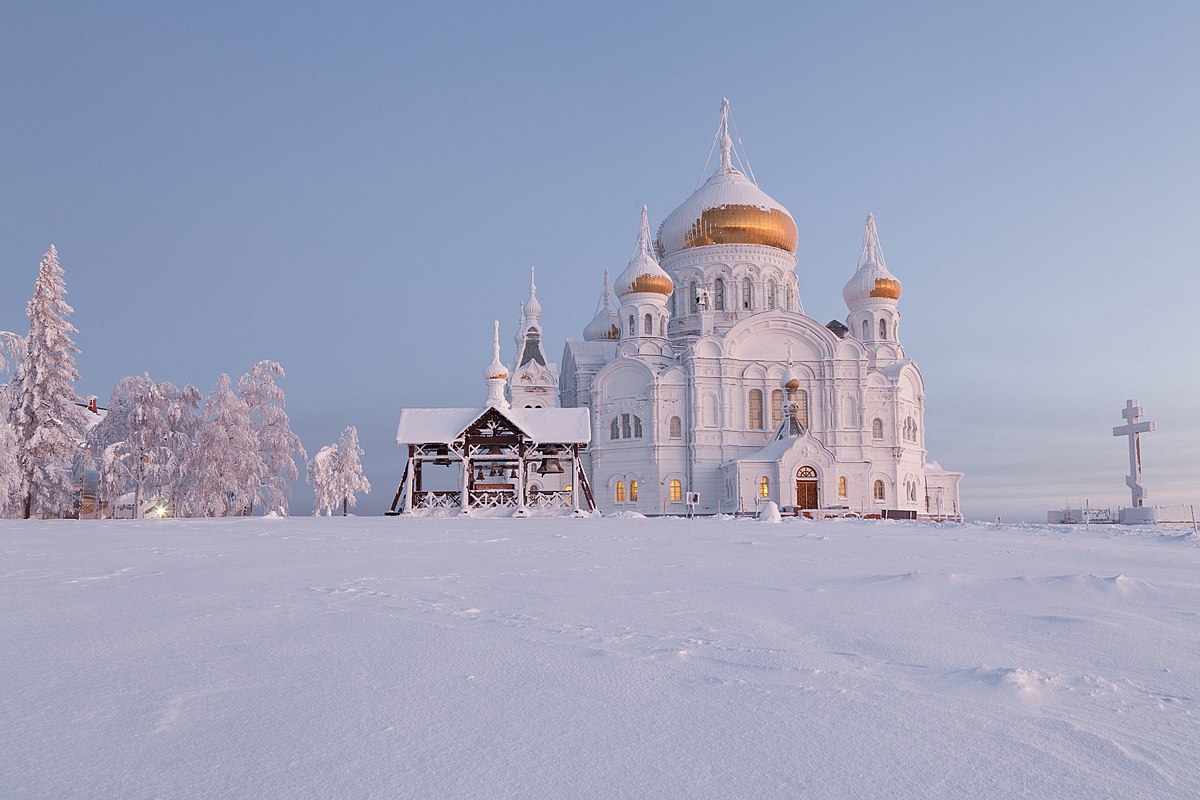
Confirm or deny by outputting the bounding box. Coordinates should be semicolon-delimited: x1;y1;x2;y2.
870;277;902;300
783;377;801;390
626;273;675;295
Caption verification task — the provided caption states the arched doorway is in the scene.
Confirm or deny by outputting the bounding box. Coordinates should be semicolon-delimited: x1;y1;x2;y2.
796;466;819;509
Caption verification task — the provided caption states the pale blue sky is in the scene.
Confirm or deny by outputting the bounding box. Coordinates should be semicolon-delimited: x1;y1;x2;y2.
2;2;1197;519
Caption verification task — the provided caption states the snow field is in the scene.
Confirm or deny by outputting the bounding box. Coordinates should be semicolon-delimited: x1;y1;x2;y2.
2;516;1197;798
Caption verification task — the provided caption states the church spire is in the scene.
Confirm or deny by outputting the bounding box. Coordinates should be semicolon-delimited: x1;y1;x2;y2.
525;265;542;324
636;204;652;258
858;212;887;272
718;97;734;173
484;320;509;409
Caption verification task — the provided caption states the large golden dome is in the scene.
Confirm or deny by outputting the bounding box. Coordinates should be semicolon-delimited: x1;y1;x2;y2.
656;99;797;258
657;169;798;258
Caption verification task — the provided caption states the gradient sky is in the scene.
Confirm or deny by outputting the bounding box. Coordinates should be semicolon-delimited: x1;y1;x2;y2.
2;1;1197;520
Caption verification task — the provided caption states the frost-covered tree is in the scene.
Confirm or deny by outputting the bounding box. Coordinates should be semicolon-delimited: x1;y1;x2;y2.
0;332;25;516
182;374;266;517
237;360;306;515
8;246;89;518
307;426;370;516
0;412;21;517
87;374;200;518
307;443;339;517
88;375;166;518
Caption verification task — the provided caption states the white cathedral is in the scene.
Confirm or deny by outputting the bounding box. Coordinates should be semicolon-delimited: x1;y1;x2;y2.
399;100;963;520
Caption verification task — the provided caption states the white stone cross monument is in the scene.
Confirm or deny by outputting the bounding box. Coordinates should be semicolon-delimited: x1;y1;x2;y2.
1112;399;1157;524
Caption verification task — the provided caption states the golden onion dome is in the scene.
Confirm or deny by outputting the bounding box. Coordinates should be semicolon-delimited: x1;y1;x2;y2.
616;205;674;300
658;100;798;259
656;168;798;258
842;213;902;308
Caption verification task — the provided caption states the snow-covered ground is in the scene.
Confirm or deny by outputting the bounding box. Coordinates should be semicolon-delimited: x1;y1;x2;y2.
2;516;1198;799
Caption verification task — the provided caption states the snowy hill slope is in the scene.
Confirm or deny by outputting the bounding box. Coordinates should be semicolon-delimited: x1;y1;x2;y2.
2;516;1197;799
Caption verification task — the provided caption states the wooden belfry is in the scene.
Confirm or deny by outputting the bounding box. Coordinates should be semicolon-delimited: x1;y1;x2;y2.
389;405;595;516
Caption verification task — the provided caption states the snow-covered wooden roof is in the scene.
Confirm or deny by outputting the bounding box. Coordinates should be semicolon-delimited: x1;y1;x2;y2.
396;406;591;446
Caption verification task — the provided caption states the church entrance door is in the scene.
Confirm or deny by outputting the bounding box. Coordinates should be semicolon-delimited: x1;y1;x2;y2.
795;466;819;509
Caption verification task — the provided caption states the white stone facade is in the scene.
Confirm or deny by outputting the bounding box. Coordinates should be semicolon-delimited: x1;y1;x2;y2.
558;103;962;519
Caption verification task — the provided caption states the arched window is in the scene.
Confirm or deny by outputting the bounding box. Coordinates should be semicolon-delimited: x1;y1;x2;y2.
669;416;682;439
714;278;725;311
622;413;632;439
669;479;682;502
669;293;675;316
842;396;856;427
873;479;885;501
742;277;752;310
862;320;869;339
879;319;888;340
759;476;770;498
767;280;777;309
838;476;848;497
796;389;809;428
796;466;818;479
616;482;626;503
628;315;635;336
872;418;884;439
610;419;619;440
632;415;643;438
748;389;764;430
770;389;784;426
659;315;666;336
630;480;639;502
690;281;698;314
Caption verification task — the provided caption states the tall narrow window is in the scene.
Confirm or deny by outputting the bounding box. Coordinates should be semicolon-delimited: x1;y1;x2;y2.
690;281;698;314
862;320;869;339
767;281;777;309
630;480;639;502
714;278;725;311
796;390;809;428
873;480;885;502
770;389;784;426
838;476;848;497
669;293;675;316
616;482;626;503
659;316;666;336
748;389;764;430
610;419;619;440
879;319;888;340
643;313;653;335
628;315;635;336
742;277;752;310
632;415;643;438
670;479;682;502
759;476;770;498
872;418;883;439
669;416;682;439
622;413;632;439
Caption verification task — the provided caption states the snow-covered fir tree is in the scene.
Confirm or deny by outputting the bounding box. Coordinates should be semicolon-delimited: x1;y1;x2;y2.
0;331;26;516
307;426;370;516
8;246;89;518
237;360;306;515
0;411;21;517
182;374;266;517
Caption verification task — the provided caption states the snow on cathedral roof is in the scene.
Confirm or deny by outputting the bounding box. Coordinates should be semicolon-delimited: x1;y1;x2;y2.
396;406;590;446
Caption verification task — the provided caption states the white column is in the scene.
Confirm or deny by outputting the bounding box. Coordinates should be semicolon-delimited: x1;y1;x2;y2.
460;454;471;513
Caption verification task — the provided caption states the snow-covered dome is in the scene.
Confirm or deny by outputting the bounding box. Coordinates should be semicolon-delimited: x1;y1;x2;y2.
615;205;674;299
583;270;620;341
656;100;797;259
843;213;902;308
